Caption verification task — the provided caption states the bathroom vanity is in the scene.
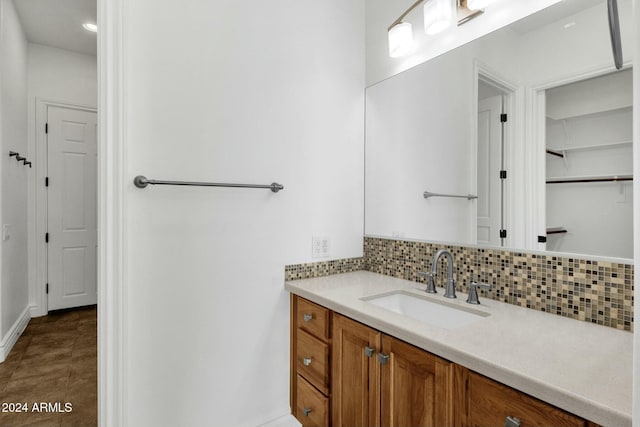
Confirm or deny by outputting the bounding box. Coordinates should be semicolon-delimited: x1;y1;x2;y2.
286;271;631;427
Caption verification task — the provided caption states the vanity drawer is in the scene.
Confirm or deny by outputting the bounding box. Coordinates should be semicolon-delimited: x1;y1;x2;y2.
296;329;329;394
296;297;329;341
296;375;329;427
466;371;587;427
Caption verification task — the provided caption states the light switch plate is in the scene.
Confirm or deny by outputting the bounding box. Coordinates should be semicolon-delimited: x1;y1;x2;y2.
2;224;11;241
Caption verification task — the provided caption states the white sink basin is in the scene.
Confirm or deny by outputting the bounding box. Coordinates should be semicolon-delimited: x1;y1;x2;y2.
362;291;489;330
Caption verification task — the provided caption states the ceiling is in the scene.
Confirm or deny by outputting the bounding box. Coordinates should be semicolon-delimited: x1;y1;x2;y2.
14;0;97;56
508;0;604;35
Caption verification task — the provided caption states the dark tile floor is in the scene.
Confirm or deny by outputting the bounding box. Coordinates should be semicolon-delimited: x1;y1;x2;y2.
0;306;97;427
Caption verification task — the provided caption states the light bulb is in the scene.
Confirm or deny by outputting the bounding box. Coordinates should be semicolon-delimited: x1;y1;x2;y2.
424;0;455;36
388;22;413;58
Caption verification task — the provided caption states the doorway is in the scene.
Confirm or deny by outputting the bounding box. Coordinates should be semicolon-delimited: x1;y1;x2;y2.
543;69;633;258
475;72;513;248
0;0;99;425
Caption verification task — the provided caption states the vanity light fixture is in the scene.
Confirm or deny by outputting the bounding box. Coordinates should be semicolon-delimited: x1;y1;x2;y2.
82;22;98;33
388;22;414;57
387;0;484;58
424;0;455;35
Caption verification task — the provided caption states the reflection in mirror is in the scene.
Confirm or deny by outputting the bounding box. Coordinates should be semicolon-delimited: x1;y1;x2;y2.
477;78;507;248
545;70;633;258
365;0;633;260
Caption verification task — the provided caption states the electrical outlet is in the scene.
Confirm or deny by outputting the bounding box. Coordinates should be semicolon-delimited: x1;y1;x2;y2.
2;224;10;241
312;236;330;258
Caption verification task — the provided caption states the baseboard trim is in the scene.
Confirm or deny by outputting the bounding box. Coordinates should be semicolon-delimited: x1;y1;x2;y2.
0;306;31;363
258;414;301;427
30;304;47;318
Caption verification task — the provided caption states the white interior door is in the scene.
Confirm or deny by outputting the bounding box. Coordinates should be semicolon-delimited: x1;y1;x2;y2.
477;95;503;246
47;106;98;310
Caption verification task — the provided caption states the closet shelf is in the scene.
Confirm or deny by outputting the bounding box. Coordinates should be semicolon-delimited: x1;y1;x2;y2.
546;174;633;184
547;140;632;154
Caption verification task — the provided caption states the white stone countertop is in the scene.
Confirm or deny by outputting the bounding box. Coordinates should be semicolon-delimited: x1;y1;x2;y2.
285;271;632;427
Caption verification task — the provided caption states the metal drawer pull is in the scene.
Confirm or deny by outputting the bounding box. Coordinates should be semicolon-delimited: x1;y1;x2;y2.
303;357;312;366
378;353;390;365
505;416;521;427
303;408;312;417
303;313;313;322
364;346;375;357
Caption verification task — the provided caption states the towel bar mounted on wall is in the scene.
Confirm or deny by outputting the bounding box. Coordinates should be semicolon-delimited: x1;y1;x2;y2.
133;175;284;193
423;191;478;200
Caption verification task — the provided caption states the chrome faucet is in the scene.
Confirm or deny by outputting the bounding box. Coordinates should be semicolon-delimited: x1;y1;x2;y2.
431;249;456;299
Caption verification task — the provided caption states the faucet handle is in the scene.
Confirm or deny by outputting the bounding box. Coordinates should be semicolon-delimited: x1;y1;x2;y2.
467;281;491;305
418;271;437;294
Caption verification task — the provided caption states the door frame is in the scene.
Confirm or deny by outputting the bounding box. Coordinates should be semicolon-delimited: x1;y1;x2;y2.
525;60;633;252
98;0;127;425
33;99;97;318
471;60;518;248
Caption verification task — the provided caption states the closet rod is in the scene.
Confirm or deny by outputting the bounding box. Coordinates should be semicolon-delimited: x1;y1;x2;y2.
546;228;568;235
133;175;284;193
546;175;632;184
546;149;564;158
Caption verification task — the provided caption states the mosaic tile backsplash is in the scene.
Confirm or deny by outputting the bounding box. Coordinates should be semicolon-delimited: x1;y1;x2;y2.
364;237;633;331
285;257;364;281
285;237;634;331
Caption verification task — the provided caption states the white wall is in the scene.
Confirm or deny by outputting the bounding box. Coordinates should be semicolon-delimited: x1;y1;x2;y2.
26;43;97;316
120;1;364;426
365;0;635;256
632;0;639;423
366;0;563;86
0;0;29;350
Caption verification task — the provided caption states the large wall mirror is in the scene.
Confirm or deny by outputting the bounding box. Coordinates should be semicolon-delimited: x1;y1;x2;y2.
365;0;634;260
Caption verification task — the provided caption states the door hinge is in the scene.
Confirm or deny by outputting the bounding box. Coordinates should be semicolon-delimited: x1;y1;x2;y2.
500;113;508;123
46;283;49;294
45;232;49;243
500;170;507;179
45;123;48;134
45;177;49;187
500;229;507;239
538;235;547;243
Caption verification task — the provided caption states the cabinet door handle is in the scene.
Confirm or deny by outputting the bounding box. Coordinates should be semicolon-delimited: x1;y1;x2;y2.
303;407;312;417
303;357;312;366
504;416;521;427
364;346;375;357
303;313;313;322
377;353;390;365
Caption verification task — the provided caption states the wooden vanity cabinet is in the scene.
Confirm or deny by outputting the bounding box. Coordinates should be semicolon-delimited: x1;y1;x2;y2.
460;371;596;427
291;295;598;427
291;296;331;427
332;314;456;427
380;334;457;427
332;314;381;427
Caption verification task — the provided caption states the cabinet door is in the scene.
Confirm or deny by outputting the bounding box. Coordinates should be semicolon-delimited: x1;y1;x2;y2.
296;375;329;427
380;335;453;427
465;371;586;427
332;314;381;427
